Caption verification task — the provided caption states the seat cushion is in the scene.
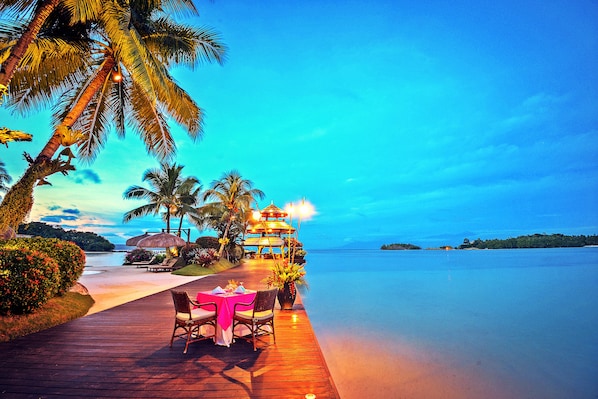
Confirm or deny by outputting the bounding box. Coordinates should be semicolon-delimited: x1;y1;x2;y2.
176;308;216;322
235;309;273;321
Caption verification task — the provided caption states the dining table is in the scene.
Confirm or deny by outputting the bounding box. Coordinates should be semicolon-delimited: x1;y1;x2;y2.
196;289;257;346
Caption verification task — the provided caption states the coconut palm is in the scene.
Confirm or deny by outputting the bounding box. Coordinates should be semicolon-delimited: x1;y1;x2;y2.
173;179;203;236
123;162;201;235
202;170;265;258
0;0;101;94
0;0;226;236
0;160;11;192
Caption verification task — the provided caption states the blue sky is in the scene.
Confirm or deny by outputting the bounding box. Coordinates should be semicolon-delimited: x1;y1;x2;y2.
1;0;597;249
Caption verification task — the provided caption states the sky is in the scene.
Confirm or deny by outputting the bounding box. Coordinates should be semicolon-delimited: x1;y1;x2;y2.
1;0;597;249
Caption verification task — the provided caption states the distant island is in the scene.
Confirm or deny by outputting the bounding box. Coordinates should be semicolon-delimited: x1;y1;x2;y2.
17;222;115;252
381;243;421;250
382;233;598;251
457;233;598;249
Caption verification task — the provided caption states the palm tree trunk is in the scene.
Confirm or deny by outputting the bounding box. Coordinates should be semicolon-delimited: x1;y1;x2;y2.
0;0;60;88
217;217;233;258
35;58;116;161
0;58;116;237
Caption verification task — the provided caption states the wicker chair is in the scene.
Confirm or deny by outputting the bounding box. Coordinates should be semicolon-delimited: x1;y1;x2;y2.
232;288;278;351
170;290;218;354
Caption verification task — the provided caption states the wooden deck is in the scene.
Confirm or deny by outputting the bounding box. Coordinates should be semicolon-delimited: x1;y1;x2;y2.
0;260;340;399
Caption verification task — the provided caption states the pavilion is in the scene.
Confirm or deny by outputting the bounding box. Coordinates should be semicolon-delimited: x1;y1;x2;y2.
243;202;295;258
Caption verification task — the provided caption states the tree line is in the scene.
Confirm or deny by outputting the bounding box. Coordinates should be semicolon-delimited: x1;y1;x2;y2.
17;221;114;252
458;234;598;249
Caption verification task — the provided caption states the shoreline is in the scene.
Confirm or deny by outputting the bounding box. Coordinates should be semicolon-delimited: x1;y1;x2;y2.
78;265;208;315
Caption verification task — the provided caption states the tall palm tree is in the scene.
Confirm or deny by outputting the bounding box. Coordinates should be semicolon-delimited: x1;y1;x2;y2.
123;162;201;234
202;170;265;258
0;0;101;91
0;160;11;193
0;0;226;236
173;182;202;237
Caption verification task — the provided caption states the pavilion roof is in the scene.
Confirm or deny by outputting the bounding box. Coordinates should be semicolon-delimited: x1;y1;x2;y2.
260;203;287;218
243;237;285;247
247;220;295;234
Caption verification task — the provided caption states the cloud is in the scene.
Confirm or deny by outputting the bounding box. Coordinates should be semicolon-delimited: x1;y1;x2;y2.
70;169;101;184
63;208;81;215
41;215;78;223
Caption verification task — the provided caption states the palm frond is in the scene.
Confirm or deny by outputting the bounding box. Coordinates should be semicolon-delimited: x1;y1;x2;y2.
127;82;175;160
61;0;102;24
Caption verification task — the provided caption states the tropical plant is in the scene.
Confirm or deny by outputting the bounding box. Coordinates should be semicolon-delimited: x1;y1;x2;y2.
202;170;265;258
123;162;201;234
0;160;11;192
1;237;86;295
124;248;153;264
0;0;226;237
0;0;101;91
263;261;308;292
0;247;61;315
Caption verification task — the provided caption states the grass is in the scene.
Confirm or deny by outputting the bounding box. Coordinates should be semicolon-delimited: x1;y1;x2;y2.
172;258;239;276
1;258;239;342
0;292;95;342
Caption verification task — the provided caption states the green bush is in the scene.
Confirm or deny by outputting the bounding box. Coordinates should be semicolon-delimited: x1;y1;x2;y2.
1;238;86;295
195;236;219;249
0;248;61;315
124;248;154;264
180;243;198;264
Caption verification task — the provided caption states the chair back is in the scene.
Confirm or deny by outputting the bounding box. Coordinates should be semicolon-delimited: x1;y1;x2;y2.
171;290;191;315
253;288;278;314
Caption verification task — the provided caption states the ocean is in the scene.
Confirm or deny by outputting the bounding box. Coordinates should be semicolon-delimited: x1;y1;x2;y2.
300;247;598;398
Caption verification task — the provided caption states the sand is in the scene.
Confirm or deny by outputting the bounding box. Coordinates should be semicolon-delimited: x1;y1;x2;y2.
78;266;209;315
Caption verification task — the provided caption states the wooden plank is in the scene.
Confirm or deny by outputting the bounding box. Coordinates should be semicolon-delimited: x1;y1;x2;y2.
0;260;339;399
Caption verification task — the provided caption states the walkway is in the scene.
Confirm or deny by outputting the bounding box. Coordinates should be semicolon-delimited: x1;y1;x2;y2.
0;260;339;399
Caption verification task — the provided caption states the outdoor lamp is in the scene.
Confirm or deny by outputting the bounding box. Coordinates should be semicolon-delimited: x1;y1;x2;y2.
112;67;122;82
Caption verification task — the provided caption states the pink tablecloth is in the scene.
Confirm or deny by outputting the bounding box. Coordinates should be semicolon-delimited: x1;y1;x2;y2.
196;290;257;346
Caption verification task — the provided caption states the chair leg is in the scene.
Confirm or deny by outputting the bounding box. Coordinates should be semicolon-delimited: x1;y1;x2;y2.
183;328;192;354
252;321;257;351
271;320;276;344
170;322;177;348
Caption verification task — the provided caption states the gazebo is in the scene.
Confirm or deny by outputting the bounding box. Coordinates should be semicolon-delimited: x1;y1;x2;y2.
243;202;295;258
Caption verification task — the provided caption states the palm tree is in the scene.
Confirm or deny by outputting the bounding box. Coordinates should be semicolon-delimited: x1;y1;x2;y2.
0;160;11;193
123;162;201;234
173;182;203;237
0;0;101;91
0;0;226;236
202;170;265;258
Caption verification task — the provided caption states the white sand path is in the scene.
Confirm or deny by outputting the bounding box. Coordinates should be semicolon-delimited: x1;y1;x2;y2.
78;266;210;315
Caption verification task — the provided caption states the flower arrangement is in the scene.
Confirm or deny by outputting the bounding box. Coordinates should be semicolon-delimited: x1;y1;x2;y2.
263;261;308;291
225;279;242;291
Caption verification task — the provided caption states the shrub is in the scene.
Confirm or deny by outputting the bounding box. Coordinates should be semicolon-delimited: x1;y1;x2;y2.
180;243;199;264
195;236;219;249
124;248;154;264
191;248;218;267
1;238;86;295
0;248;61;315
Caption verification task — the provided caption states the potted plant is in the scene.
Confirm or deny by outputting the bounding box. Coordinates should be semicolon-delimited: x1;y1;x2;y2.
263;261;308;310
292;249;307;264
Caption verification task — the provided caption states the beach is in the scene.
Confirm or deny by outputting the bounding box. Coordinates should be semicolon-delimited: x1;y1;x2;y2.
79;260;208;315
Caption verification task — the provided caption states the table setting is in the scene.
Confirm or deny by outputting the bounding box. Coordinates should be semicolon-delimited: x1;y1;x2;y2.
196;280;257;346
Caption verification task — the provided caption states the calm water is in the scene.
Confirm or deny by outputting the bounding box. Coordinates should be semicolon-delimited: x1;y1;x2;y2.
301;248;598;398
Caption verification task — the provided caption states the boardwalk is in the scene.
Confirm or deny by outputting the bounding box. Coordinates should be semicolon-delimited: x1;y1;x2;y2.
0;260;340;399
